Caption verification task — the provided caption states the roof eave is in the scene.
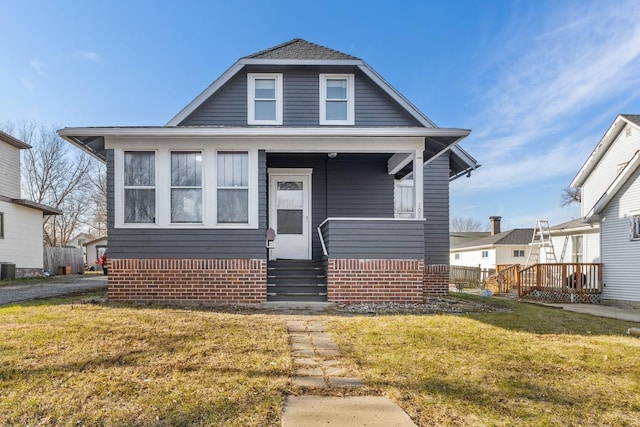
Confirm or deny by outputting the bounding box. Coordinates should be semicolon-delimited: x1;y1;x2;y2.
0;131;31;149
570;115;640;188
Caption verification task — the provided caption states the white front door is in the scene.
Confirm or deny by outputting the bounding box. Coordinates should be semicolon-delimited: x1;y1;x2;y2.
268;169;312;260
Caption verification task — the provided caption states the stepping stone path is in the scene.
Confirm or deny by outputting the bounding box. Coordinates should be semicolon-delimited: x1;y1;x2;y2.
287;319;364;388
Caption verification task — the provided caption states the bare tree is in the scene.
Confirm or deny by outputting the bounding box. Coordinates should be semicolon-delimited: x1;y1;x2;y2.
451;216;488;232
1;120;97;246
560;187;581;206
86;164;107;236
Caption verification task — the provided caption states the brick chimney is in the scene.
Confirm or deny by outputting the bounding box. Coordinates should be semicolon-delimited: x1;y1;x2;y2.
490;216;502;235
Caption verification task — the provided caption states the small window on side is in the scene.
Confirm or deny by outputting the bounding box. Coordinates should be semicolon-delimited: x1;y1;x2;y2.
454;253;460;260
0;212;4;239
631;215;640;240
481;250;489;258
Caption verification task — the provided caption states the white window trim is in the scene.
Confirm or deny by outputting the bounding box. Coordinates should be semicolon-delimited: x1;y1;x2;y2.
319;74;355;125
114;148;258;229
247;73;283;125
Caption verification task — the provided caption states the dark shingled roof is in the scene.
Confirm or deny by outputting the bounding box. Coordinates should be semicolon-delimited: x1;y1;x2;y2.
452;228;534;250
621;114;640;127
244;38;359;60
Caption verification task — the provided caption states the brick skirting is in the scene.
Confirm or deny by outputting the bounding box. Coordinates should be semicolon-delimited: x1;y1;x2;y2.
327;259;426;303
108;258;267;304
424;264;450;296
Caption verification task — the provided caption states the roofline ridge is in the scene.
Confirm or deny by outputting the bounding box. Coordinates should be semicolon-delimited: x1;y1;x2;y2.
244;38;301;58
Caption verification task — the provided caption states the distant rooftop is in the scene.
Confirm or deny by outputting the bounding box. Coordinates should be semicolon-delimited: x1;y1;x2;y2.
244;38;359;60
451;228;534;250
621;114;640;127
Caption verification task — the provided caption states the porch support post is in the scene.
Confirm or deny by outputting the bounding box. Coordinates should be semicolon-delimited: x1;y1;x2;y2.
414;150;424;219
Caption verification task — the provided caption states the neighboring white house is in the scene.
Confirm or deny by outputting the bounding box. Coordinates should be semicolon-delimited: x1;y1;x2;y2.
546;218;600;263
0;131;60;278
84;236;107;269
450;216;533;270
570;114;640;301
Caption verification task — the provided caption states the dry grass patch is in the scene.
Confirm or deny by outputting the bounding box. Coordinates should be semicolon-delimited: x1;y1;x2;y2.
0;297;291;426
329;295;640;426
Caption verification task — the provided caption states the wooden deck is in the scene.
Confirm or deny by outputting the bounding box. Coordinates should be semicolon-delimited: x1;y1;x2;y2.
493;263;603;303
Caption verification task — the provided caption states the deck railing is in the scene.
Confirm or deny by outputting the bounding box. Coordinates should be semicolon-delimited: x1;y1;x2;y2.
518;263;602;297
495;264;520;294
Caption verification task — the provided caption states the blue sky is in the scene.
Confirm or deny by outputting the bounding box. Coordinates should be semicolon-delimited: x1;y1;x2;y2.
2;0;640;230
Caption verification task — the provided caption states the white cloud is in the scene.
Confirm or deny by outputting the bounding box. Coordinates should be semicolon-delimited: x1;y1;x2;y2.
30;60;45;75
458;1;640;196
80;51;103;63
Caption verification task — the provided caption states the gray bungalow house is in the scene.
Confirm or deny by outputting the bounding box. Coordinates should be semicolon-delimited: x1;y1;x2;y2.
59;39;478;304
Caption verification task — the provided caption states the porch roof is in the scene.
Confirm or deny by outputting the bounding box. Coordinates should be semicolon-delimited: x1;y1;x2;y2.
58;126;471;167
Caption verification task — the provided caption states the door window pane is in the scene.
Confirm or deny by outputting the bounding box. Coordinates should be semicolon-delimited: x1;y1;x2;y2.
277;181;303;234
277;210;303;234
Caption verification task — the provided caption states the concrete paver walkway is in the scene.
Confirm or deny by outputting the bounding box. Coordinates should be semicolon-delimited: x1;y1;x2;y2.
283;319;417;426
543;303;640;323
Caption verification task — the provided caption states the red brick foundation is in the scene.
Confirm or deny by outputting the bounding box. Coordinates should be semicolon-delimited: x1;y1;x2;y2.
424;264;450;296
327;259;426;303
108;258;267;304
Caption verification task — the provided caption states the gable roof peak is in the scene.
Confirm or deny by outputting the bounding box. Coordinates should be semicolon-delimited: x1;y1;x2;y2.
244;38;360;61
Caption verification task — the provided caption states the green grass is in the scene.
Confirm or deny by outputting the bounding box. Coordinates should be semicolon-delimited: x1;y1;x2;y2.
329;295;640;426
0;297;291;426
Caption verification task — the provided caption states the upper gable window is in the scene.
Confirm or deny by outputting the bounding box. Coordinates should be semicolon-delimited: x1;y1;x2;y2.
247;73;282;125
319;74;354;125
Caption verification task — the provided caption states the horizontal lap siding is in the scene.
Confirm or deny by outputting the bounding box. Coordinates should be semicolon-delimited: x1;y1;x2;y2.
180;66;419;127
106;150;267;259
323;220;424;259
601;166;640;302
327;155;393;217
424;153;450;265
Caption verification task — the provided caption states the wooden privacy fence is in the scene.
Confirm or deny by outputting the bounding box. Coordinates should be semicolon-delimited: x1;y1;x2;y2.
518;263;602;298
43;246;84;274
450;265;495;287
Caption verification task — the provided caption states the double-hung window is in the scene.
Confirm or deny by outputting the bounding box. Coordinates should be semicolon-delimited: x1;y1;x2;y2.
320;74;354;125
247;73;282;125
124;151;156;224
171;151;203;223
217;151;249;224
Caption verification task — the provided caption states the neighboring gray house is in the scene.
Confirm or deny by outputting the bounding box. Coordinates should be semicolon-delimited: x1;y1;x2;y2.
59;39;478;303
570;114;640;302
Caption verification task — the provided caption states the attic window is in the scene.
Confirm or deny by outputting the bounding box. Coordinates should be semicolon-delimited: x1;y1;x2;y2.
247;73;282;125
320;74;354;125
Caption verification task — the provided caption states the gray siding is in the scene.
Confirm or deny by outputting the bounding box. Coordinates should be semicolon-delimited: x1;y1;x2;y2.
321;219;424;259
106;150;268;259
268;153;394;259
327;155;394;217
424;153;450;265
180;67;419;127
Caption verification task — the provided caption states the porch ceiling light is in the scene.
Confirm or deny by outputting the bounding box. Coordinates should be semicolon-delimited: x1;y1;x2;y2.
328;152;337;158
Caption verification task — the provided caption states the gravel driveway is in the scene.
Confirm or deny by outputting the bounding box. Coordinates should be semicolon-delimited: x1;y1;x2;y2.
0;275;107;306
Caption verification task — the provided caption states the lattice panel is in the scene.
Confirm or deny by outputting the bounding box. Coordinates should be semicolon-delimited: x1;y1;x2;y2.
527;290;601;304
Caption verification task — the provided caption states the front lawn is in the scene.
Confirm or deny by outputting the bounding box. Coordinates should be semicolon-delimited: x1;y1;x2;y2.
0;296;290;426
329;295;640;426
